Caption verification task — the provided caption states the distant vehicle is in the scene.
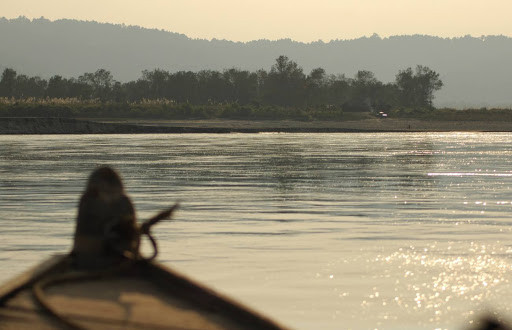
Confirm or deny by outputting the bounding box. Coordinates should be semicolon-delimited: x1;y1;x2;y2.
378;111;388;118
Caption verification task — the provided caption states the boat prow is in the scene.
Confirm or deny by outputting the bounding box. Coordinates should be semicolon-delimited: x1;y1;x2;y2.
0;254;286;329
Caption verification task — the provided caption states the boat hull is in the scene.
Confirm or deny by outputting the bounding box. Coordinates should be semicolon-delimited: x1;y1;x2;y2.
0;254;285;329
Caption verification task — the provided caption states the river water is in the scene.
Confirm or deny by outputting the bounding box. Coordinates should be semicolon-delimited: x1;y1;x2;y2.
1;132;512;329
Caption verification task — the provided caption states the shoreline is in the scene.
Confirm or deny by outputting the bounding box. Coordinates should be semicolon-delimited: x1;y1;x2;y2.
3;117;512;134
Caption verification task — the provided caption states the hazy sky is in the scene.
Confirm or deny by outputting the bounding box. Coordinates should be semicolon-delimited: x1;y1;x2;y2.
2;0;511;42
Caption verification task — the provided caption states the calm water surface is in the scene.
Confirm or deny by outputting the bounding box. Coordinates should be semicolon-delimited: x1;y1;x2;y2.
1;133;512;329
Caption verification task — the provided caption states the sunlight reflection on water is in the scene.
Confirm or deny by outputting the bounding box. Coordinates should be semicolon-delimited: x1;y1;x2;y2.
1;132;512;329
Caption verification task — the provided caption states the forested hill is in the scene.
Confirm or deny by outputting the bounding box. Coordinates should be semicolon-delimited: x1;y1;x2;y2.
1;16;512;108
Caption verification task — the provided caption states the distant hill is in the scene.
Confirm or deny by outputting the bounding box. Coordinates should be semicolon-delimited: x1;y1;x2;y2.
1;16;512;108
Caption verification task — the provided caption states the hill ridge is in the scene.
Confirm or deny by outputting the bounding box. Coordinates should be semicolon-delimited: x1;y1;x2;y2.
2;16;512;107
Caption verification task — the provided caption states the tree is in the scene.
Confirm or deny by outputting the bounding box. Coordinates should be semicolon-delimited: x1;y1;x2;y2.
255;69;268;103
197;70;228;104
223;68;258;104
123;80;149;102
168;71;198;103
141;69;171;99
346;70;381;112
78;69;115;101
325;74;350;106
0;69;47;98
14;74;47;98
0;68;17;97
47;75;69;98
395;65;443;108
263;56;306;106
305;67;327;106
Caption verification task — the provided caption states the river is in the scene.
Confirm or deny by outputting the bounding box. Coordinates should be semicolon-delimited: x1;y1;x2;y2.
1;132;512;329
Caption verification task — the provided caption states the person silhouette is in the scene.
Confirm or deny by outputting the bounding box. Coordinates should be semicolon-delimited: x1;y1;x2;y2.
72;166;139;268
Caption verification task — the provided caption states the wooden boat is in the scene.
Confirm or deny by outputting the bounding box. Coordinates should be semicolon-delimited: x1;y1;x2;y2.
0;254;286;329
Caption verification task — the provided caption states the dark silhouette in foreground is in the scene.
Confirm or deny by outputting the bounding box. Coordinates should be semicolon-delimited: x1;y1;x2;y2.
72;166;139;267
72;166;178;268
473;316;512;330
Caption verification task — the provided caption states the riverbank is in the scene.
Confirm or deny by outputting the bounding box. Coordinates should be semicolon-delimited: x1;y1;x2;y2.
3;117;512;134
97;118;512;132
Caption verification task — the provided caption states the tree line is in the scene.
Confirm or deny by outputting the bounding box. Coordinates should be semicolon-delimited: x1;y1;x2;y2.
0;56;443;112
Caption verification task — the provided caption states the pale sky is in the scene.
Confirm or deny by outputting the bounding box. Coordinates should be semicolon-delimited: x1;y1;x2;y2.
2;0;511;42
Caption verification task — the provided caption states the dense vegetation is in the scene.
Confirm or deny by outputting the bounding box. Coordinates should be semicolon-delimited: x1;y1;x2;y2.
0;56;445;120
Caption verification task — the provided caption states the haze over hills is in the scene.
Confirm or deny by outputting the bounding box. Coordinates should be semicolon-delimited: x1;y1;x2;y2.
1;16;512;108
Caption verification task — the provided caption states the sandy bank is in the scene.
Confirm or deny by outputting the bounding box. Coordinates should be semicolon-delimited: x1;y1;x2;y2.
3;117;512;134
95;118;512;132
0;117;235;134
0;117;154;134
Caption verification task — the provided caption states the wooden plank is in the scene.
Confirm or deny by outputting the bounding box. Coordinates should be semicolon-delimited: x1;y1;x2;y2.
0;255;70;306
0;256;286;329
0;304;181;330
144;261;286;330
0;306;58;330
4;276;241;329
